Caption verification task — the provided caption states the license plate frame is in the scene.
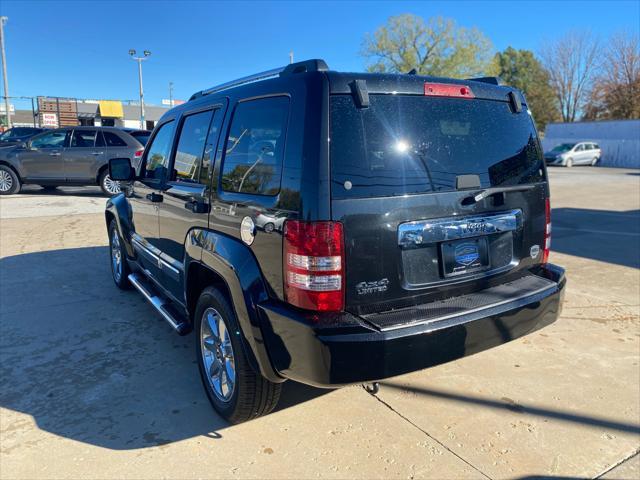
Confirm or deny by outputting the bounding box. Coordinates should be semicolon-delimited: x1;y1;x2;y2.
441;237;490;278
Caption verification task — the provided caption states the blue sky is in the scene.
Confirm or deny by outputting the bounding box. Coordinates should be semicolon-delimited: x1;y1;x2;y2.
1;0;639;106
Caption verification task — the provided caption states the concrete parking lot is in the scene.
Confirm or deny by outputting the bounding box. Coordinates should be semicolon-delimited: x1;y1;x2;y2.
0;168;638;479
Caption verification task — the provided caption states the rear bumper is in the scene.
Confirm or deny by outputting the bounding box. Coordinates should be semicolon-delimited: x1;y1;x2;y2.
258;264;566;387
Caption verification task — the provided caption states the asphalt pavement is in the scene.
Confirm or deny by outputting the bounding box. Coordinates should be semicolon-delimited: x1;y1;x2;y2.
0;168;638;479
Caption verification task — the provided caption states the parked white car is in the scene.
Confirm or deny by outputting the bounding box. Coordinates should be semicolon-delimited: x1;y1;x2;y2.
544;142;602;167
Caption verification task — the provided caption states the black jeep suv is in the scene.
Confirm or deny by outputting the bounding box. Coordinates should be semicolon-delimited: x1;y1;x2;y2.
106;59;565;423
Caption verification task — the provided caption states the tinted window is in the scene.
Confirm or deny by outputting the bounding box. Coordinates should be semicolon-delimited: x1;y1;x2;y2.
144;121;175;180
172;110;213;183
70;130;97;147
330;95;544;199
103;131;128;147
221;97;289;195
131;132;150;145
30;130;68;148
200;110;220;184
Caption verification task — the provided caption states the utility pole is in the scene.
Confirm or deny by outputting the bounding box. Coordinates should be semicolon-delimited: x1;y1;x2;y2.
169;81;174;107
289;50;294;64
0;17;11;129
129;49;151;129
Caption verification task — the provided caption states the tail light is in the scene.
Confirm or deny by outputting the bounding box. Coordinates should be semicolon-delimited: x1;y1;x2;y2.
134;149;144;158
284;221;344;311
543;197;552;263
424;82;474;99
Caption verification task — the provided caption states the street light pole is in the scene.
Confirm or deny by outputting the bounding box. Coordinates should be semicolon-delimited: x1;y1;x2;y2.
129;49;151;129
0;17;11;129
169;81;173;107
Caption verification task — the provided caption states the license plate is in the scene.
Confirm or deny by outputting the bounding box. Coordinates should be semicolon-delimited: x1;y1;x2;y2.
441;237;490;277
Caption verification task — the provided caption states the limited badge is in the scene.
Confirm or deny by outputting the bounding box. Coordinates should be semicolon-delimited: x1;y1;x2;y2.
240;216;256;246
530;244;540;259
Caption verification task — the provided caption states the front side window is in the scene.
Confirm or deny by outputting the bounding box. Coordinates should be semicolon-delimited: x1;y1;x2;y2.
70;130;97;148
221;96;289;195
172;110;214;183
144;121;175;180
30;130;68;149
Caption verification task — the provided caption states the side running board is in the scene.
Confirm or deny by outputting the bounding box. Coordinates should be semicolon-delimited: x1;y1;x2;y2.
128;273;191;335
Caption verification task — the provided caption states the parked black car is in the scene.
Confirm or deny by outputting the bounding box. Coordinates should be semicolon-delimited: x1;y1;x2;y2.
0;126;144;195
120;128;152;146
0;127;45;147
106;59;566;423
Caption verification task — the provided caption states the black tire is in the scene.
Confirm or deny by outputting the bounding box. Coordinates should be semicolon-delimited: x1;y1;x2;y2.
108;220;131;289
195;286;282;424
0;165;21;195
99;169;121;196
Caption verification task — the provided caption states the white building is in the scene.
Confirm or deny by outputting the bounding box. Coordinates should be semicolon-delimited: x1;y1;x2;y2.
542;120;640;168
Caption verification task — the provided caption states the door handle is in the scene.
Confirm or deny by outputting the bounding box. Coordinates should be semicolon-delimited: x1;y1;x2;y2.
49;152;61;156
184;198;210;214
91;152;104;156
146;192;163;203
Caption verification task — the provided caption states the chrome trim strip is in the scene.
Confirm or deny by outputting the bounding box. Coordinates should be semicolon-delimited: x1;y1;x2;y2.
398;209;523;246
128;273;182;331
131;233;182;275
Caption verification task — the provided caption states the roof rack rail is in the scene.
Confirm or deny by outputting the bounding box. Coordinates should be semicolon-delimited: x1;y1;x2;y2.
466;76;504;86
189;59;329;101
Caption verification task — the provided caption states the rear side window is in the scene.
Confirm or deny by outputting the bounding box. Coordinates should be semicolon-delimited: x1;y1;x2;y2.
103;131;127;147
221;96;289;195
172;110;214;183
144;121;175;180
70;130;97;147
330;95;544;199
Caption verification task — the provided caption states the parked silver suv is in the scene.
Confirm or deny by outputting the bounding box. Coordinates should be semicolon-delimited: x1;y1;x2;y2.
0;126;144;195
544;142;602;167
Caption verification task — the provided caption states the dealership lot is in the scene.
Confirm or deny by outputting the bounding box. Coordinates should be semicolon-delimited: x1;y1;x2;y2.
0;168;638;479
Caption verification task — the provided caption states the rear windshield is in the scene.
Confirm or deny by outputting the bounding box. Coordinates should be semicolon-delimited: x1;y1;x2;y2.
330;95;544;199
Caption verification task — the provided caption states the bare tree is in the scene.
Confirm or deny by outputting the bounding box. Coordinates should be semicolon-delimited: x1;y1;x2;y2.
540;31;600;122
585;31;640;120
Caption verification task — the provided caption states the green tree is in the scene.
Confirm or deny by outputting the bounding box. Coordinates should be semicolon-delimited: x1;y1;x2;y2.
494;47;560;132
361;14;495;78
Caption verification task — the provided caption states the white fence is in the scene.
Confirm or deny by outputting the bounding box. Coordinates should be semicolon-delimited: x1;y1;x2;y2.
542;120;640;168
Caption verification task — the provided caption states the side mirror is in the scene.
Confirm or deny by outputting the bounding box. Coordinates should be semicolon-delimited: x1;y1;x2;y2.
109;158;135;181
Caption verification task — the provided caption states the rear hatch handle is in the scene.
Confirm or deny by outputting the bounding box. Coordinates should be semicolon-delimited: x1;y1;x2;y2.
462;184;536;205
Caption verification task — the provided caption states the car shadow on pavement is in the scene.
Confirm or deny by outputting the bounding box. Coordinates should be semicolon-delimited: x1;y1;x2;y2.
16;186;107;198
551;207;640;268
0;247;328;450
379;382;640;435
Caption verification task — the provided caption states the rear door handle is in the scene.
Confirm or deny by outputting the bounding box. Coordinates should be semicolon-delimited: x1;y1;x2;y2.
91;152;104;156
146;192;163;203
49;152;61;157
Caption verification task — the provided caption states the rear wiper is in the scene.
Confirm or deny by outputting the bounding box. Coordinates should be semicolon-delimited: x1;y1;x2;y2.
463;184;536;205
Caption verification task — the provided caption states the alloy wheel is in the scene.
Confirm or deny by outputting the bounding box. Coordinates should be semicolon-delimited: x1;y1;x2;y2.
103;175;121;195
200;307;236;402
0;170;13;192
110;229;122;282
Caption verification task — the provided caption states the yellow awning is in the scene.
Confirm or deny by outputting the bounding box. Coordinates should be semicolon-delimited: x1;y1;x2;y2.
98;100;124;118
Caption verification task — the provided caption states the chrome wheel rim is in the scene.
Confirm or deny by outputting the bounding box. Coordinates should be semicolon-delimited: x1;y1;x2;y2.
103;175;121;194
200;307;236;402
110;229;122;282
0;170;13;192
